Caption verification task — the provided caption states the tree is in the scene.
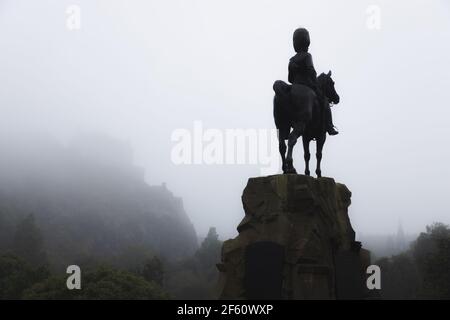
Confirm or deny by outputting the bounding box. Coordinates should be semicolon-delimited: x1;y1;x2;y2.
0;209;16;252
142;256;164;286
0;254;49;299
166;227;223;299
12;214;47;267
375;253;420;299
412;223;450;299
376;222;450;299
23;266;169;300
196;227;222;269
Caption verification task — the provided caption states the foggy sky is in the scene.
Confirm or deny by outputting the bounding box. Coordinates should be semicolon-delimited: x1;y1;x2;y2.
1;0;449;239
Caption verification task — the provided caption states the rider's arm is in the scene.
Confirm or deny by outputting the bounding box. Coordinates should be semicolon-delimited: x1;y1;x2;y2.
304;53;317;80
288;60;295;84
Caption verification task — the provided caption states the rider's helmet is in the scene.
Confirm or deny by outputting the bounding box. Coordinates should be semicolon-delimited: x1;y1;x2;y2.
293;28;310;52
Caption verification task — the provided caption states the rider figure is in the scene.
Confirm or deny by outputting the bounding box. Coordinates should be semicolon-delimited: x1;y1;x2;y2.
288;28;338;136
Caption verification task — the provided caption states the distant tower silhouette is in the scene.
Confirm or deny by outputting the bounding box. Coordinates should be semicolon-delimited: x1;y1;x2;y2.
386;235;395;256
395;220;406;252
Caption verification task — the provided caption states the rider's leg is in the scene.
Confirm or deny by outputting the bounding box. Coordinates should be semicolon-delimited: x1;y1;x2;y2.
325;105;339;135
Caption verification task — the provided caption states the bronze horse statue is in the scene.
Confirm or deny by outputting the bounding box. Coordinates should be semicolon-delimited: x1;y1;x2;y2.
273;71;340;177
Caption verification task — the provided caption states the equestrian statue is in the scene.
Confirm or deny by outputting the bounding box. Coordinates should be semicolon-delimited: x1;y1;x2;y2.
273;28;340;177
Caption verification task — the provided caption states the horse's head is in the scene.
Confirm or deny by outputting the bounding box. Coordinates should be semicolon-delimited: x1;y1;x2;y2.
318;71;339;105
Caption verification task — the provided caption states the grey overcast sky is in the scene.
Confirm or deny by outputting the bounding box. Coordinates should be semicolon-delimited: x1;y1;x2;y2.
1;0;449;239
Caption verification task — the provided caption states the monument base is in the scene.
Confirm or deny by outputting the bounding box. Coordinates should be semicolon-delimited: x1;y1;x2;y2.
217;174;370;300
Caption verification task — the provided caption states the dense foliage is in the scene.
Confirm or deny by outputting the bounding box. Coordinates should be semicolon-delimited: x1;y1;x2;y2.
376;223;450;299
0;207;220;299
23;266;168;300
0;254;49;299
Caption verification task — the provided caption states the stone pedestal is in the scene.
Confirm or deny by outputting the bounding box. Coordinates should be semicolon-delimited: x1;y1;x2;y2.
217;174;370;300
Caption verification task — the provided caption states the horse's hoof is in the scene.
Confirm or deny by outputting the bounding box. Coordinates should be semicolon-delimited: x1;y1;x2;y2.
305;170;310;176
286;167;297;174
284;159;295;174
283;166;296;174
316;170;322;178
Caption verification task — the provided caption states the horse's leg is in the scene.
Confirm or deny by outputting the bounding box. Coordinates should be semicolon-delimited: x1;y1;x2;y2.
286;122;304;174
315;134;326;177
273;94;289;174
279;137;287;173
302;136;311;176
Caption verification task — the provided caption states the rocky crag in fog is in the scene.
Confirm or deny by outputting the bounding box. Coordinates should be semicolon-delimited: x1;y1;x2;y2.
218;174;371;300
0;134;198;269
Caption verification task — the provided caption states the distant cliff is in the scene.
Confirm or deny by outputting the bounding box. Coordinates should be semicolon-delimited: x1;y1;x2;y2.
218;174;370;300
0;134;198;268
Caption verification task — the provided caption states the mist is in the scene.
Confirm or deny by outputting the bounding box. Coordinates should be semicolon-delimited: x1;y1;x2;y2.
1;0;449;242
